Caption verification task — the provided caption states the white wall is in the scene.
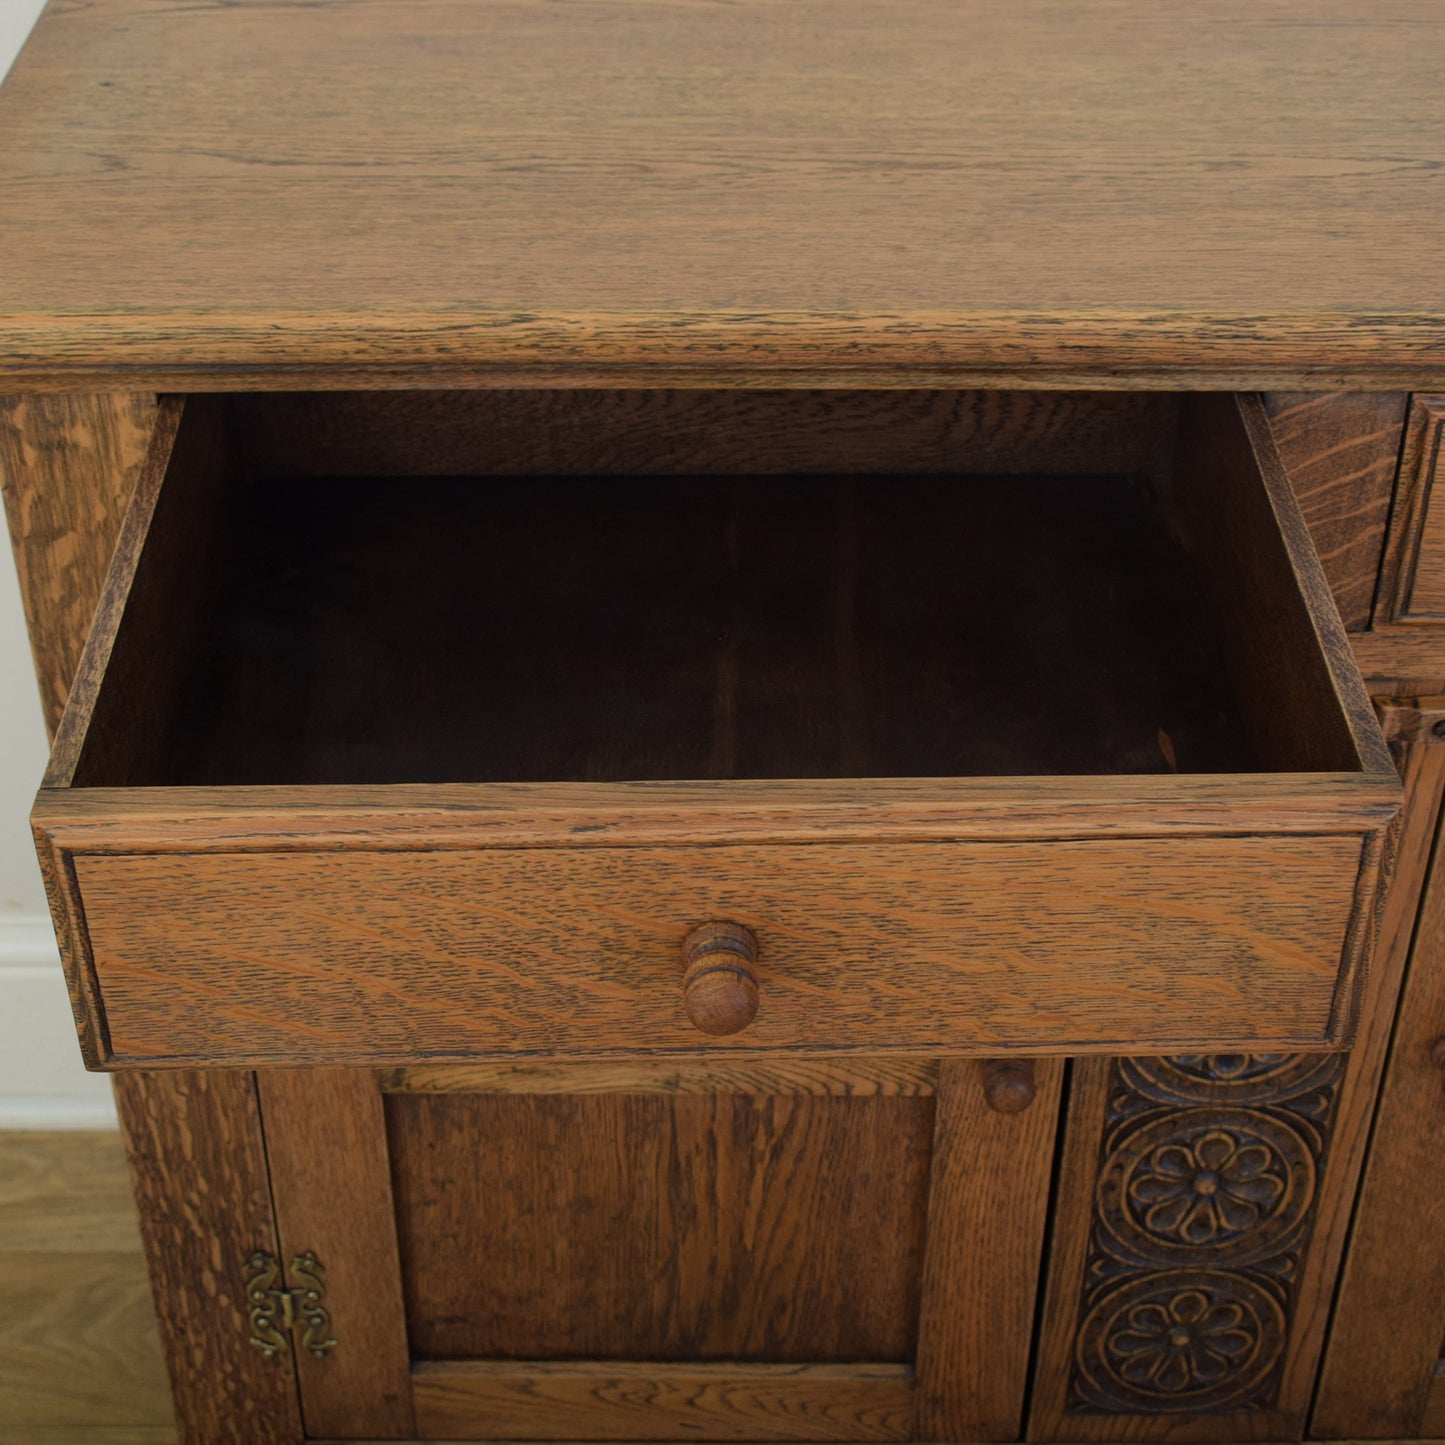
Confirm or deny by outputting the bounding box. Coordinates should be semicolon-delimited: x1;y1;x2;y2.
0;0;120;1126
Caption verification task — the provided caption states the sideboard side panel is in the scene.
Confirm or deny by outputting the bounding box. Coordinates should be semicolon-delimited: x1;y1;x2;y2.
0;392;158;734
2;396;289;1441
114;1070;303;1445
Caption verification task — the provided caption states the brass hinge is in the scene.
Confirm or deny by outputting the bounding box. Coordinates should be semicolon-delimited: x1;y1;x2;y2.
243;1250;337;1360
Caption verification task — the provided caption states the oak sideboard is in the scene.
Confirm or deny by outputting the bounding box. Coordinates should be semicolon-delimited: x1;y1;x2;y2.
3;3;1445;1442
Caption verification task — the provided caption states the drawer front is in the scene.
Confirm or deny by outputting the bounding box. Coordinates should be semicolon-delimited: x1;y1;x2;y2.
69;834;1366;1065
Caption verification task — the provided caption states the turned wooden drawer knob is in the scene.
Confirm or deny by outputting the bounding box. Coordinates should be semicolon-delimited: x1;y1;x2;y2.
984;1060;1037;1114
681;922;760;1036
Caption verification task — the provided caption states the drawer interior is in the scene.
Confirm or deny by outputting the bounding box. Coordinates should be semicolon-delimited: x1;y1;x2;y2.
67;389;1368;790
37;389;1399;1067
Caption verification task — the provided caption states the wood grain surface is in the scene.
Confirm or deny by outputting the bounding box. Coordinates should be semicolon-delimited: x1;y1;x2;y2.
1376;396;1445;625
1313;710;1445;1436
409;1360;914;1442
0;1133;173;1441
387;1091;932;1363
1029;701;1445;1444
1351;629;1445;694
1027;1057;1312;1444
1262;393;1408;630
914;1058;1064;1441
112;1072;303;1445
17;1430;178;1445
35;773;1403;851
71;835;1368;1064
0;1253;174;1436
381;1058;940;1096
31;393;1400;1064
1;2;1444;388
1279;709;1445;1441
0;394;158;733
257;1071;415;1439
1173;396;1390;779
1422;1371;1445;1439
239;389;1177;482
49;396;223;792
0;1129;143;1254
56;393;1340;793
131;469;1261;787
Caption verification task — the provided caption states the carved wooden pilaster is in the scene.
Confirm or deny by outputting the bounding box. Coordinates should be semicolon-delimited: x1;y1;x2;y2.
1030;1052;1348;1441
1068;1053;1344;1416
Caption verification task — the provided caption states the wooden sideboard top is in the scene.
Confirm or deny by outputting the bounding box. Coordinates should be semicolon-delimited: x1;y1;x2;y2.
1;0;1443;390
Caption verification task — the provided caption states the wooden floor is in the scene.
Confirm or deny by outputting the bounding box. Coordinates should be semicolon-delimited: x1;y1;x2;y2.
0;1130;177;1444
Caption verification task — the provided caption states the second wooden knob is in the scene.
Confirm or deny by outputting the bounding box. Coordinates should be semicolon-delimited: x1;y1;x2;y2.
681;922;760;1036
984;1060;1038;1113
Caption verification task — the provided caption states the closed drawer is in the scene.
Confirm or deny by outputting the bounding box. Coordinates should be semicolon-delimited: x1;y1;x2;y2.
33;391;1398;1067
1377;394;1445;624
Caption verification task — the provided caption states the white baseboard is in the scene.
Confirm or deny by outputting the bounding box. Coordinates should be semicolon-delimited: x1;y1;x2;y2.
0;1093;120;1129
0;913;58;965
0;915;118;1129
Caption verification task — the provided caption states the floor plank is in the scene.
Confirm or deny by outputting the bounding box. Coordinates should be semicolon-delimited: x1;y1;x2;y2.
17;1432;180;1445
0;1131;176;1439
0;1129;143;1251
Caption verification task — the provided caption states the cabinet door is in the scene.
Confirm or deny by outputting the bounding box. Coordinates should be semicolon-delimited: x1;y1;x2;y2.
255;1059;1061;1442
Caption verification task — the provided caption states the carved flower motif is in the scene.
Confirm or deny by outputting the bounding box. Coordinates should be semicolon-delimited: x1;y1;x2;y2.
1129;1130;1285;1245
1109;1288;1255;1394
1167;1054;1290;1082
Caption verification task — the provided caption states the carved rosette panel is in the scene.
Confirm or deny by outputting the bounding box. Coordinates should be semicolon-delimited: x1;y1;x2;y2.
1067;1053;1344;1416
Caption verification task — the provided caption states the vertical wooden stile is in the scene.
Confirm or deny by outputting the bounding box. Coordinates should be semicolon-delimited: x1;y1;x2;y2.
915;1058;1064;1440
256;1069;416;1439
114;1072;304;1445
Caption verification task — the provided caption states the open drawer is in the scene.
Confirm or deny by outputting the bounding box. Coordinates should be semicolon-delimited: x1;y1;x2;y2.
32;391;1399;1068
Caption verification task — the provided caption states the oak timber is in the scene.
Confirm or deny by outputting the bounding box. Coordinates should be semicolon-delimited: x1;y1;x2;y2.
29;391;1400;1066
112;1072;303;1445
237;390;1178;484
914;1059;1064;1440
1;3;1444;389
409;1361;914;1442
71;836;1364;1064
388;1091;931;1364
0;394;157;734
1030;701;1445;1442
1377;397;1445;625
1313;708;1445;1436
1262;393;1408;631
0;1132;174;1442
1352;629;1445;694
380;1059;940;1096
256;1071;414;1438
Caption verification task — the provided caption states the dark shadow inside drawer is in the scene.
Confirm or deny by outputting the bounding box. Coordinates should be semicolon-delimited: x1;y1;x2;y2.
155;470;1242;785
65;390;1367;788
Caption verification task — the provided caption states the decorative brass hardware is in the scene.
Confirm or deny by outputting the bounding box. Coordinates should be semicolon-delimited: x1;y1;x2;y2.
243;1249;338;1360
